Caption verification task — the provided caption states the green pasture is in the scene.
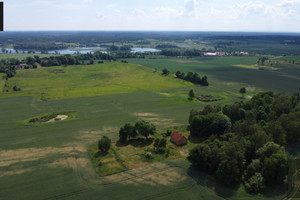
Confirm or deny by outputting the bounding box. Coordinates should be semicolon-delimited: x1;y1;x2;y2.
0;62;192;99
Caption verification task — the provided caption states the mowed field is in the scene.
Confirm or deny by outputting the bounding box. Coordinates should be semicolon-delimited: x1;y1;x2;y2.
0;59;294;200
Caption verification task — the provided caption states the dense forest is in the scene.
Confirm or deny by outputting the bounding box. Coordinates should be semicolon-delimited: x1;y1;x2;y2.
188;92;300;193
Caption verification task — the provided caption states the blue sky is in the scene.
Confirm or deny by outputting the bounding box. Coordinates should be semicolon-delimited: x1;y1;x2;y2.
4;0;300;32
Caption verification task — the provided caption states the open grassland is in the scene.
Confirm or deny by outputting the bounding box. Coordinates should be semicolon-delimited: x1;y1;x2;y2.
0;62;192;99
127;56;300;93
0;53;58;60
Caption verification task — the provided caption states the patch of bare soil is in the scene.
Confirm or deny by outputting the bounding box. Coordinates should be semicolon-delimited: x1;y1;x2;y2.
159;93;171;96
139;117;181;127
133;113;159;117
0;168;35;178
48;157;89;170
47;115;68;122
78;127;119;141
176;60;202;64
105;162;186;186
0;146;85;167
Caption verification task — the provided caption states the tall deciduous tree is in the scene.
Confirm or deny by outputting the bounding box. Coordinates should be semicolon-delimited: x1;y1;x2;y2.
134;120;156;139
98;136;111;152
189;89;195;99
240;87;246;98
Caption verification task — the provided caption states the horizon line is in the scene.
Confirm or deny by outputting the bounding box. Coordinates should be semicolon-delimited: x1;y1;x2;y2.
2;30;300;34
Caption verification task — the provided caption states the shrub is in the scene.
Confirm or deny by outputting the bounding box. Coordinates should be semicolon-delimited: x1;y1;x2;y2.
98;136;111;152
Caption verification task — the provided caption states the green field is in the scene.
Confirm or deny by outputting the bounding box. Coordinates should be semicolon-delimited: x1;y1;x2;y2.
127;56;300;93
0;53;58;60
1;57;298;200
1;62;192;99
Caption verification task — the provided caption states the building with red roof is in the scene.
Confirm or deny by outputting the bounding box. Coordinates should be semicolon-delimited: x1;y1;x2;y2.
170;131;187;146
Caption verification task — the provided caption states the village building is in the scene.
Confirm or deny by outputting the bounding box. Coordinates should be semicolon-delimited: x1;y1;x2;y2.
170;131;187;146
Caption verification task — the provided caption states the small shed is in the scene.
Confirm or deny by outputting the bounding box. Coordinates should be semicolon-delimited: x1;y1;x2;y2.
170;131;187;146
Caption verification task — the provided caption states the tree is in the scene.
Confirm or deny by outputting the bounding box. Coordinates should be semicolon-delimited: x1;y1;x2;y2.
98;136;111;152
210;114;232;135
175;70;184;79
189;89;195;99
190;114;212;137
153;138;167;152
134;120;156;139
162;68;169;75
216;143;245;185
119;123;134;143
244;173;265;194
256;142;288;186
240;87;246;98
265;121;286;145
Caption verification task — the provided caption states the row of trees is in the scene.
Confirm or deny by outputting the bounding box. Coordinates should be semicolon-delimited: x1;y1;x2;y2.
119;120;156;143
176;70;209;86
188;92;300;193
161;48;203;57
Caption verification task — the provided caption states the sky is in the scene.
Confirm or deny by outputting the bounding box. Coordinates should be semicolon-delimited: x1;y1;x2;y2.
3;0;300;32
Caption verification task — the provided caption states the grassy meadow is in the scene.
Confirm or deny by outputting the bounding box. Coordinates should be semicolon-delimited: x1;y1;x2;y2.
1;62;192;99
1;56;298;199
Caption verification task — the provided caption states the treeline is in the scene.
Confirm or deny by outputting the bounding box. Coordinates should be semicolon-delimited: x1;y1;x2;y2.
176;70;208;86
106;45;133;52
118;120;156;143
155;44;179;49
40;51;146;67
161;48;203;57
14;42;68;51
188;92;300;193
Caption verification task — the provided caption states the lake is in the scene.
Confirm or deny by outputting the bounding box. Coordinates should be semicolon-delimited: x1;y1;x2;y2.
0;47;160;55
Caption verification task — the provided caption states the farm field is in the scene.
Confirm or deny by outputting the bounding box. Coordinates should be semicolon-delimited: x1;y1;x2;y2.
127;56;300;93
0;58;298;200
0;93;288;200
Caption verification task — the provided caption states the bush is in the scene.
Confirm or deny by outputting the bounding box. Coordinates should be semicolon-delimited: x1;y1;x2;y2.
162;68;169;75
98;136;111;152
145;152;153;160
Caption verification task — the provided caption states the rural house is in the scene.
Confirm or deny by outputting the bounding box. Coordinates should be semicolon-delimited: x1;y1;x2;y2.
170;131;187;146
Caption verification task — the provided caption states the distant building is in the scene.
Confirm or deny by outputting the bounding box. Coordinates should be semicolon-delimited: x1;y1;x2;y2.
204;52;217;56
240;51;249;56
170;131;187;146
15;65;21;70
216;52;226;56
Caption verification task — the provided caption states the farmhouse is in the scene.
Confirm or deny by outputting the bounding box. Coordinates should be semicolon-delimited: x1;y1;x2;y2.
170;131;187;146
15;65;21;70
204;52;217;56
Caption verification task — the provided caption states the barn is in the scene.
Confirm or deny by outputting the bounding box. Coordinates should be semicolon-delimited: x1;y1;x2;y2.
170;131;187;146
